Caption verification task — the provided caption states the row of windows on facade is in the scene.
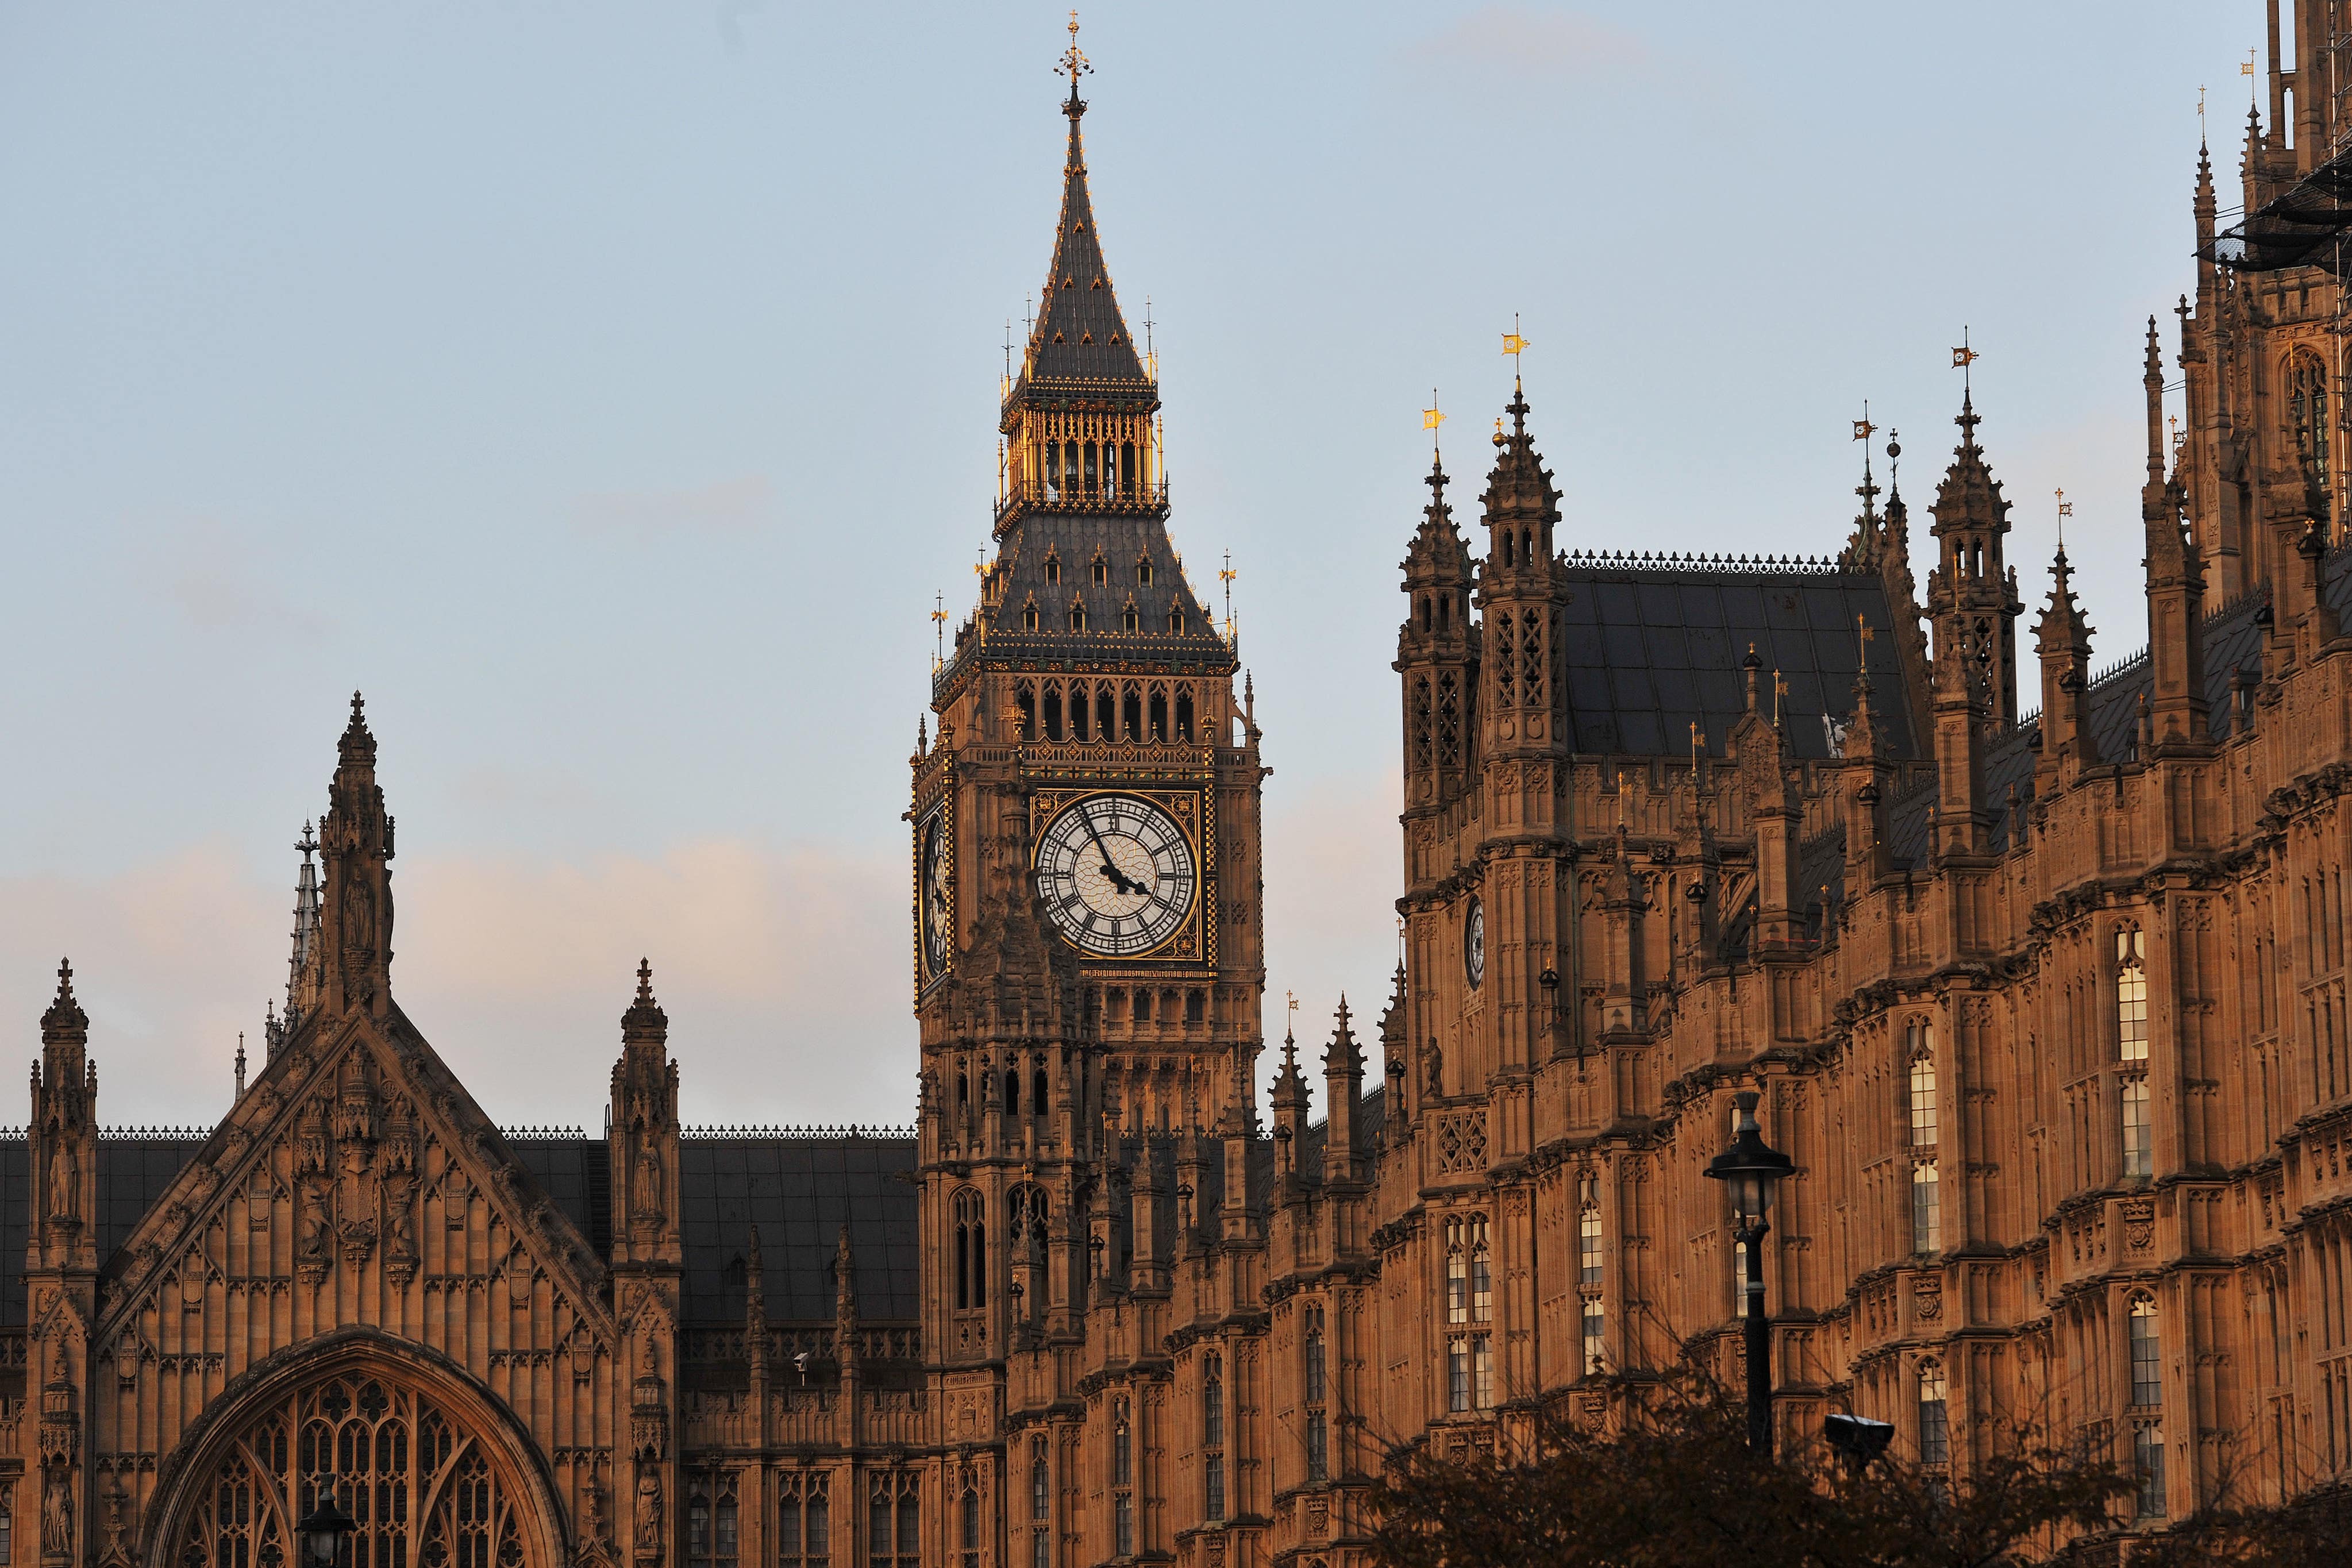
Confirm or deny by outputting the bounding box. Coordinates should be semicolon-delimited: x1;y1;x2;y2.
1906;1297;2165;1516
1900;928;2153;1255
1013;682;1198;743
688;1472;922;1568
1042;550;1154;588
1018;599;1190;636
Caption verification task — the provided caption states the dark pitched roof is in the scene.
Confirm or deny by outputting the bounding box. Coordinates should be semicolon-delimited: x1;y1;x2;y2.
1558;556;1923;761
678;1135;919;1324
981;517;1220;652
1885;544;2352;868
1019;94;1144;387
0;1132;209;1329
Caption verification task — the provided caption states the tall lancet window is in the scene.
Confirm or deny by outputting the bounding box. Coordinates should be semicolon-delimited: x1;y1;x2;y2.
2289;350;2333;521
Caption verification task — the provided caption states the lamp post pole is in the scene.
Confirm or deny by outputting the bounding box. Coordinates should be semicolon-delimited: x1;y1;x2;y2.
1738;1211;1772;1458
1705;1087;1795;1461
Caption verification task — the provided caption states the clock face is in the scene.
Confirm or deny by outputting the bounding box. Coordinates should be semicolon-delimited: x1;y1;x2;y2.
1034;793;1197;958
918;810;952;979
1465;898;1486;988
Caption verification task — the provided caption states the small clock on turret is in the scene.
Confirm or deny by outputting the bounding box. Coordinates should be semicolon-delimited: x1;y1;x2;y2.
1465;897;1486;989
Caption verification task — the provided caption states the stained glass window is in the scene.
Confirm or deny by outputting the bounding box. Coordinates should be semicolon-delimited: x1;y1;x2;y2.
176;1371;523;1568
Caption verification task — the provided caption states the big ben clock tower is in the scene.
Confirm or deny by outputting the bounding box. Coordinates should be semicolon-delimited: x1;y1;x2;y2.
909;27;1267;1411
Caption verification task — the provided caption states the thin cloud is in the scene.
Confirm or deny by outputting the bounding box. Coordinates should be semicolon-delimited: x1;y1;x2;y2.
572;475;775;537
160;521;330;635
1408;5;1649;84
1;837;913;1131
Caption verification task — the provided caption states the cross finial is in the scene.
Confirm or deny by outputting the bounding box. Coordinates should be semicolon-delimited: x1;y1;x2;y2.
1060;10;1092;94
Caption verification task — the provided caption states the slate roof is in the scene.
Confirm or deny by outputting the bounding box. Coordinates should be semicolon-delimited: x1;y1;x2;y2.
1558;554;1924;761
1017;94;1145;388
0;1132;207;1328
1881;542;2352;870
508;1133;921;1325
978;517;1225;663
0;1130;918;1335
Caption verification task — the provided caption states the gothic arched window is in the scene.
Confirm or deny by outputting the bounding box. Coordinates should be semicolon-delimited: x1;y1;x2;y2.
174;1370;526;1568
1907;1024;1938;1147
1916;1359;1949;1466
952;1188;985;1311
2288;349;2332;513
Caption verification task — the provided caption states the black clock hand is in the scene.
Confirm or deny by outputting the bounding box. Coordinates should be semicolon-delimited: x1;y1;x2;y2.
1077;808;1146;896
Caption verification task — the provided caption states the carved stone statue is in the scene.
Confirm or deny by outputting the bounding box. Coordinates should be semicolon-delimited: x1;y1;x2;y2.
41;1469;73;1559
297;1179;333;1265
632;1466;664;1558
47;1145;77;1224
634;1144;663;1221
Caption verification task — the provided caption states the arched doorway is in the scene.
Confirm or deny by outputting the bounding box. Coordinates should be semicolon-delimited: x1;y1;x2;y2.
149;1334;566;1568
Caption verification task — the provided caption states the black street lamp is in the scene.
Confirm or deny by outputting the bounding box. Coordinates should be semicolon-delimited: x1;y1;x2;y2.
294;1494;357;1568
1705;1088;1795;1458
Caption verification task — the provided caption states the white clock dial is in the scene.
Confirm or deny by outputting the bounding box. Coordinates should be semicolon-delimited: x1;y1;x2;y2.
1466;897;1486;988
919;810;952;978
1034;793;1196;958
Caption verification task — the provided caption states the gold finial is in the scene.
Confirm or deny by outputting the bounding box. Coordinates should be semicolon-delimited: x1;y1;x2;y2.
1501;315;1529;382
1219;550;1238;645
2243;48;2259;108
1423;391;1445;439
930;591;948;671
1060;10;1092;90
1773;669;1788;726
1857;611;1874;653
2198;83;2207;140
2054;487;2071;552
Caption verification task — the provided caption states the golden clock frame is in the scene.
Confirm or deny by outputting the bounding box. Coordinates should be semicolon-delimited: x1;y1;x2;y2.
913;768;956;996
1027;784;1216;967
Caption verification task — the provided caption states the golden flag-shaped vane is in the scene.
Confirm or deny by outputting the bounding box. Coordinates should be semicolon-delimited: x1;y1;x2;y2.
1502;332;1529;356
1423;404;1445;432
1951;345;1978;368
1853;418;1875;441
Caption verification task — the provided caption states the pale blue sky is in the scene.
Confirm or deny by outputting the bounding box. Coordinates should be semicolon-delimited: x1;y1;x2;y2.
0;2;2253;1126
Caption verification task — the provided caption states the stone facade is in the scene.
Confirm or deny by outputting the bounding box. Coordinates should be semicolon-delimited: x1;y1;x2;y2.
18;16;2352;1568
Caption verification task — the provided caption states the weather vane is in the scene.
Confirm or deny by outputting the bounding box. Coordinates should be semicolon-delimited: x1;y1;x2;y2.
1951;326;1978;394
931;591;948;669
1502;315;1530;376
1853;406;1876;443
2055;487;2072;552
1061;10;1092;89
2244;48;2258;109
1219;550;1238;642
1423;389;1445;452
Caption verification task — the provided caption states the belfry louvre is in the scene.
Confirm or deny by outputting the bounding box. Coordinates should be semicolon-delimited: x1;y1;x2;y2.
19;10;2352;1567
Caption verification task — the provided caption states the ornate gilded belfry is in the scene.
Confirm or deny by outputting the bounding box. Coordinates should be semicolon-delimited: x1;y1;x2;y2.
992;26;1164;538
